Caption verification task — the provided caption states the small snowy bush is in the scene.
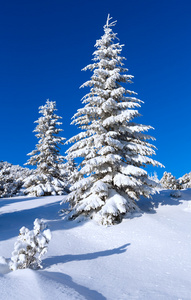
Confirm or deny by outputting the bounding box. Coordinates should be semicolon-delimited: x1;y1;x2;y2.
9;219;51;271
170;190;181;198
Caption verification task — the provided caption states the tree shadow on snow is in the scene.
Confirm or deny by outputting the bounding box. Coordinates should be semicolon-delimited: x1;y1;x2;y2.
43;243;130;269
138;188;191;214
41;270;107;300
0;196;36;209
0;200;85;242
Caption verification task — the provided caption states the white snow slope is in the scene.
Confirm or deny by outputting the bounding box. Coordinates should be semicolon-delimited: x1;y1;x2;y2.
0;189;191;300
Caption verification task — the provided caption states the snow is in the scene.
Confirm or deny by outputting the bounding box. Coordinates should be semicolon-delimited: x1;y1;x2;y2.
1;190;191;299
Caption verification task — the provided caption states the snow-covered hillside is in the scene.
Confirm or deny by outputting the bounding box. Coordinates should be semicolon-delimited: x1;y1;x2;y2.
0;190;191;299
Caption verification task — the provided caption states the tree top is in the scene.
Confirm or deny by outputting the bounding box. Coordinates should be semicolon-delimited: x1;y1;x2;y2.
105;14;117;29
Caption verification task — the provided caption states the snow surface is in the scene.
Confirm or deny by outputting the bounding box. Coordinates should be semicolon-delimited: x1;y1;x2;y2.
0;190;191;299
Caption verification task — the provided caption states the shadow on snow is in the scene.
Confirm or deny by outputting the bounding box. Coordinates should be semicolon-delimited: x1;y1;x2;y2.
1;189;191;242
138;188;191;214
41;270;108;300
0;196;36;208
0;199;84;242
43;243;130;268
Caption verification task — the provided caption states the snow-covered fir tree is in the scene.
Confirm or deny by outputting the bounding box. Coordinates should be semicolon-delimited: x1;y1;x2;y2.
63;15;163;225
178;172;191;189
9;219;51;271
0;161;33;198
62;157;78;193
160;171;179;190
24;100;68;196
148;172;160;184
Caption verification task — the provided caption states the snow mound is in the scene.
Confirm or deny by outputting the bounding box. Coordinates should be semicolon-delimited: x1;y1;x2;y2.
0;269;87;300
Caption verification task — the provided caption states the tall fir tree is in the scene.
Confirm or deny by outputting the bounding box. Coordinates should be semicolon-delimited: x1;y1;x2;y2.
64;15;163;225
24;100;68;196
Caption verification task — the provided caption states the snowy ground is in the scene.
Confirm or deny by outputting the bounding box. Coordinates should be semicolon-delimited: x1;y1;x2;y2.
0;190;191;300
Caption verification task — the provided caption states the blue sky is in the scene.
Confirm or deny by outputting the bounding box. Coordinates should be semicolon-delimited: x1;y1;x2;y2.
0;0;190;179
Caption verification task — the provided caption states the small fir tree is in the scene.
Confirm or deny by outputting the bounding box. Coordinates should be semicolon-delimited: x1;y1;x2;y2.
0;161;33;198
178;172;191;189
64;15;163;225
148;172;160;184
160;171;179;190
24;100;67;196
9;219;51;271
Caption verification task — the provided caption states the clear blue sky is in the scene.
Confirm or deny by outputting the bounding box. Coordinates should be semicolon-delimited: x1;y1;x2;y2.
0;0;190;179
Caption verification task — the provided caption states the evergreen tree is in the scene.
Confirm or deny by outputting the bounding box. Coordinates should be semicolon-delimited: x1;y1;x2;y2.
0;161;33;198
61;157;77;193
24;100;67;196
178;172;191;189
148;172;160;184
64;15;163;225
160;171;179;190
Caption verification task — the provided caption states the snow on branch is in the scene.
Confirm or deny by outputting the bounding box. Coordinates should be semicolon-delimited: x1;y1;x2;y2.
105;14;117;28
